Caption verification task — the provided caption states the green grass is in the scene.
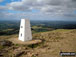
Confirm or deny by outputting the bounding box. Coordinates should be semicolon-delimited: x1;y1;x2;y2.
32;26;42;29
32;55;37;57
15;44;20;46
32;25;54;34
27;44;40;48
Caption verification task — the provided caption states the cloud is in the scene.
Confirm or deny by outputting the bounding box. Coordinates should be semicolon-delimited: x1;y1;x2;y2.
0;0;76;20
7;0;76;13
63;13;76;17
0;6;8;10
8;0;42;11
0;0;3;2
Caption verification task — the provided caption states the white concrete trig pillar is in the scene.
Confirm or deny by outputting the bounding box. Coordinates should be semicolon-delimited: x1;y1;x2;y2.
19;19;32;41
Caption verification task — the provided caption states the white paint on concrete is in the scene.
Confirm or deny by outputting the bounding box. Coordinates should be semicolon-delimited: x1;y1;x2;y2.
19;19;32;41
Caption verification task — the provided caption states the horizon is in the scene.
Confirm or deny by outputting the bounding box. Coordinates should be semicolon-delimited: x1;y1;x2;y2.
0;19;76;21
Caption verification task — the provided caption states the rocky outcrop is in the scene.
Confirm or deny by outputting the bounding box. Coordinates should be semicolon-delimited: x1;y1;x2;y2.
0;40;13;46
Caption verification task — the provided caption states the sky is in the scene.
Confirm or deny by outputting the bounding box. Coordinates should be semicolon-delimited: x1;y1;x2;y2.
0;0;76;21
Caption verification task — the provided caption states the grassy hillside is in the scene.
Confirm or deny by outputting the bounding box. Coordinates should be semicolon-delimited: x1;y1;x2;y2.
0;29;76;57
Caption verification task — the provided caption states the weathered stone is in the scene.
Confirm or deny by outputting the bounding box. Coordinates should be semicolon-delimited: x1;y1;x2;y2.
27;52;34;57
13;51;24;57
0;40;13;46
34;53;39;56
0;54;3;57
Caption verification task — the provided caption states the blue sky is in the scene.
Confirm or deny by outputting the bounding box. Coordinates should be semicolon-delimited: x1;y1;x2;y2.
0;0;40;13
0;0;11;5
0;0;21;6
0;0;76;21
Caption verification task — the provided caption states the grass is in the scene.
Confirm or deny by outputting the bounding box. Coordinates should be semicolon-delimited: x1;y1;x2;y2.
27;39;45;49
2;29;14;32
52;29;73;32
0;46;4;50
32;26;42;29
15;44;20;46
32;55;37;57
28;44;39;48
0;29;76;57
32;25;54;34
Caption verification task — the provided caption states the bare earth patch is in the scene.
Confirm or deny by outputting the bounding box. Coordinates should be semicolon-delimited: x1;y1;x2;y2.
8;38;42;45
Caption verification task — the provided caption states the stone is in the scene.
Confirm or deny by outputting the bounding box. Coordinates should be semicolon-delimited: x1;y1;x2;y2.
19;19;32;41
12;47;25;57
14;51;24;57
0;40;13;46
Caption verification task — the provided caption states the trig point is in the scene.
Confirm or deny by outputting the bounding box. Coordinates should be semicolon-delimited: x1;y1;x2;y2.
19;19;32;41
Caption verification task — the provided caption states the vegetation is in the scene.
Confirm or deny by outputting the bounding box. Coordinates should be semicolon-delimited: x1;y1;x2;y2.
28;44;39;48
0;20;55;35
0;21;19;35
0;20;76;57
0;29;76;57
0;46;4;50
1;20;76;35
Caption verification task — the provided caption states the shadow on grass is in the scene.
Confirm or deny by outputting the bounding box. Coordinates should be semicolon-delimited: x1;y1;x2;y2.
27;39;45;49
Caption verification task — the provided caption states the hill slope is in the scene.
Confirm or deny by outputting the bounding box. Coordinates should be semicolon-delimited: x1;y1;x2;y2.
0;29;76;57
33;29;76;57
